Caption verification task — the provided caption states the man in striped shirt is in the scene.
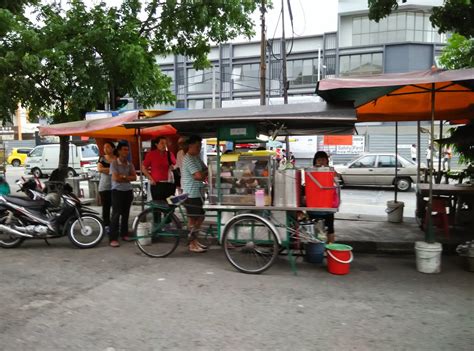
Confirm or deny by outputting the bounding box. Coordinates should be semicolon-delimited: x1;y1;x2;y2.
182;135;208;253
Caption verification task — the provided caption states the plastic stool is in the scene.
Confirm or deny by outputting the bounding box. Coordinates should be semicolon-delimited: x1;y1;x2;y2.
424;197;450;238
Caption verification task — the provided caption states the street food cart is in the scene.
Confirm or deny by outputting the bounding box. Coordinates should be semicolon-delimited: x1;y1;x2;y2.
124;102;356;273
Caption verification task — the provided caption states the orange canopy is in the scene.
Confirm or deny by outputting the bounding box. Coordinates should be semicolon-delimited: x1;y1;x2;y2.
39;110;177;140
317;68;474;122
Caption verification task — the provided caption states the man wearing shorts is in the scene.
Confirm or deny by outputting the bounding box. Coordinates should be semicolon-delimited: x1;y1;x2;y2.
181;135;208;253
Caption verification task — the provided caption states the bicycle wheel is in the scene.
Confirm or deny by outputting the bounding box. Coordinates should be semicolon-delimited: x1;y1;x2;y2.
222;214;279;274
133;208;181;258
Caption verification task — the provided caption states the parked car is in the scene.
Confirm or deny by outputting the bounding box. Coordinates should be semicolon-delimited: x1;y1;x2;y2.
7;147;33;167
334;153;422;191
25;143;99;178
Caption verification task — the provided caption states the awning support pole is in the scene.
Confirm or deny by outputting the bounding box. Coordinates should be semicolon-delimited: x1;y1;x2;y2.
216;136;222;205
416;121;421;185
426;83;435;243
395;121;398;203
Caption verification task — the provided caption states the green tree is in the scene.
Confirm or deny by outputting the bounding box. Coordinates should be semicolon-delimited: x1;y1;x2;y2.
0;0;257;176
368;0;474;38
437;33;474;167
438;33;474;69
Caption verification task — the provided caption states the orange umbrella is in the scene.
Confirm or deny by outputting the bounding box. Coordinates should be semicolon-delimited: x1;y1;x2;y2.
317;68;474;243
317;68;474;122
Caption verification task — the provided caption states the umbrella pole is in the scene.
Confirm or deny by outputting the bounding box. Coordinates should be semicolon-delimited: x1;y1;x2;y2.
416;121;420;185
426;83;435;243
395;121;398;202
437;121;443;183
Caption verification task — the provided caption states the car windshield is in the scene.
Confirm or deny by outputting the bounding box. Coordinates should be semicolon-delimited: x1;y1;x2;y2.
29;148;43;157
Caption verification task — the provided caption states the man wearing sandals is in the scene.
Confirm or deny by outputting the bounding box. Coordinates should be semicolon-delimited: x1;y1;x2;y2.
181;135;208;253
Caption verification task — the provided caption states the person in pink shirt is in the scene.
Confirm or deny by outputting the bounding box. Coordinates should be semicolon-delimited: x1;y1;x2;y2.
141;136;176;202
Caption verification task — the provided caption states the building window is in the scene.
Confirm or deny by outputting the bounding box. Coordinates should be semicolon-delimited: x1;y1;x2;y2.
288;58;319;86
162;70;175;91
187;68;217;93
351;11;446;46
232;63;259;91
339;53;383;76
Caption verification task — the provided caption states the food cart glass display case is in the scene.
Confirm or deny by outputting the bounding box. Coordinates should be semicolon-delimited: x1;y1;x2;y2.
208;151;274;206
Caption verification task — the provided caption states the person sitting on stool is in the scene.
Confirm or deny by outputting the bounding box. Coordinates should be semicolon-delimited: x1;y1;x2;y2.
307;151;336;243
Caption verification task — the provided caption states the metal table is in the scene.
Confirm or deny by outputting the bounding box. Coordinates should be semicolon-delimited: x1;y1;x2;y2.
416;183;474;225
416;183;474;196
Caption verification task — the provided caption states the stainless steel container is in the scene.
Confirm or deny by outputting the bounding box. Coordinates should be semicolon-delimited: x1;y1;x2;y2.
273;169;301;207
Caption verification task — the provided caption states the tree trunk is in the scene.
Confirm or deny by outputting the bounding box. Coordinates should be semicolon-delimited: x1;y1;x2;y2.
110;84;116;110
56;135;70;182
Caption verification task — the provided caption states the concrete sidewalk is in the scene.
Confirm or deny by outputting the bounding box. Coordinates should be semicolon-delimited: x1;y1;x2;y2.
89;203;473;254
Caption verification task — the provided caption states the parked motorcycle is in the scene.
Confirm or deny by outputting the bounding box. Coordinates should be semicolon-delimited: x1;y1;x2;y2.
0;178;104;249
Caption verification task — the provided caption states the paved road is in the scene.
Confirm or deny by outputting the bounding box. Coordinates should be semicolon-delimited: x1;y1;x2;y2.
0;240;472;350
4;165;417;217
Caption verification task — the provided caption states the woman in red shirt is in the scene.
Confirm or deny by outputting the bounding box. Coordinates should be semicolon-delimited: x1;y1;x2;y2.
141;136;176;201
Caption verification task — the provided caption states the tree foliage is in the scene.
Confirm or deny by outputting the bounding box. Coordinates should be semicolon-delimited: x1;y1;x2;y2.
368;0;474;38
439;33;474;69
0;0;257;172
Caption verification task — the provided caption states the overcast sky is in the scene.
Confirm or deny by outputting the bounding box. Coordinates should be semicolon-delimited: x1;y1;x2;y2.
83;0;338;42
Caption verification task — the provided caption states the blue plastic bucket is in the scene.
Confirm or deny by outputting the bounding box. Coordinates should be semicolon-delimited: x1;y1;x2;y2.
305;242;325;264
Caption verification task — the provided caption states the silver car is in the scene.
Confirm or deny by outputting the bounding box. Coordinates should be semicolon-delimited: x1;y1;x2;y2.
334;153;420;191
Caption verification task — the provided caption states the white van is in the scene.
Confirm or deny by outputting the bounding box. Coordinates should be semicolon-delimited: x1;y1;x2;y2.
25;143;99;178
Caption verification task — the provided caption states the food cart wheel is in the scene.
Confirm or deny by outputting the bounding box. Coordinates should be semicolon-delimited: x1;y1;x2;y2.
222;214;280;274
133;208;181;258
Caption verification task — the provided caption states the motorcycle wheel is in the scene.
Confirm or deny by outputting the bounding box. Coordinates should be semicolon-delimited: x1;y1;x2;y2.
67;215;104;249
0;216;25;248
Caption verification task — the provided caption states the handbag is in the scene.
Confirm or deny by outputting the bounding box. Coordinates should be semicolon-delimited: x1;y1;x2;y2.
167;151;180;185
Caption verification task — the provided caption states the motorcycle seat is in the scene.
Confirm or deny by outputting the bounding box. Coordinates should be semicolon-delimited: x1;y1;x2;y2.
5;195;46;209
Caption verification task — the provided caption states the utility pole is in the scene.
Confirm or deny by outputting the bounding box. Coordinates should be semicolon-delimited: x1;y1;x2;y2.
281;0;288;105
281;0;289;156
259;0;266;106
212;65;216;108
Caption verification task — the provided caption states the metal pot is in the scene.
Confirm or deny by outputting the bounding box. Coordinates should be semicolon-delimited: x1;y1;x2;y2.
273;169;301;207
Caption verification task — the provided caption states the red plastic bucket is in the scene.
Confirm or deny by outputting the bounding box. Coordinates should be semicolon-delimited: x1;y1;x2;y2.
305;168;338;208
326;244;353;275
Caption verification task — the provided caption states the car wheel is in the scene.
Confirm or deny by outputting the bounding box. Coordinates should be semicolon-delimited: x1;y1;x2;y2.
11;159;21;167
32;168;43;178
337;175;344;187
395;178;411;192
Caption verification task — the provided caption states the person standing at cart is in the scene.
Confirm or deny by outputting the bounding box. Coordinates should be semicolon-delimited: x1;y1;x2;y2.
97;141;117;234
307;151;336;244
109;142;137;247
141;136;176;201
182;135;208;253
174;136;188;194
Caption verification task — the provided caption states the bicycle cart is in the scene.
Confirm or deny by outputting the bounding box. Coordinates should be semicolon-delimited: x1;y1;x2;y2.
205;148;339;274
123;103;354;274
